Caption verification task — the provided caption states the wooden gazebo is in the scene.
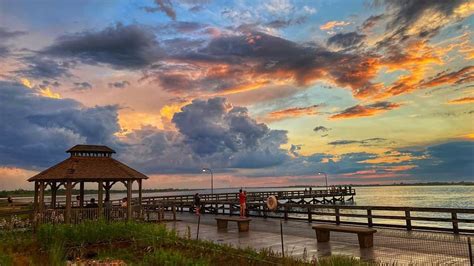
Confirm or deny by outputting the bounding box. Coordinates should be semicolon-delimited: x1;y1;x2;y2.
28;144;149;223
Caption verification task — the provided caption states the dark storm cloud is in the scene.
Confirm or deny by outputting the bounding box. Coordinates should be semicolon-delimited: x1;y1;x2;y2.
108;80;130;89
123;97;291;173
0;27;27;40
313;126;330;133
0;81;121;169
403;141;474;180
173;98;275;156
328;138;388;146
327;32;366;49
15;56;75;79
0;83;290;173
71;82;92;91
149;30;382;97
41;24;164;69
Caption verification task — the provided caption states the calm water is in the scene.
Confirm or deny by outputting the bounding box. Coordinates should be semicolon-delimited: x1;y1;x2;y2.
12;185;474;209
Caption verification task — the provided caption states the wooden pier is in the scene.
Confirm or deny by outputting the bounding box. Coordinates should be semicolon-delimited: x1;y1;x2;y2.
171;213;473;265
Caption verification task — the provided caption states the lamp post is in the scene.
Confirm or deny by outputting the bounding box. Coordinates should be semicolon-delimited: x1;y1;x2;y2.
317;172;328;190
202;168;214;195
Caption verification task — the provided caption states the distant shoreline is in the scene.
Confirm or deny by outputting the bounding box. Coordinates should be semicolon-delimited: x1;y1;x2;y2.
1;182;472;198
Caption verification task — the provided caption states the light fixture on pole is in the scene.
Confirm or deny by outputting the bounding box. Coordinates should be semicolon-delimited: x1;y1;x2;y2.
202;168;214;195
317;172;328;189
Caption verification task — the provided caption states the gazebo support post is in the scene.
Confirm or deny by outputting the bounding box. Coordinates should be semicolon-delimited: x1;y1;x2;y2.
105;181;111;200
50;182;57;208
39;181;45;214
33;181;39;212
98;181;103;219
79;182;85;208
65;181;72;224
127;180;132;220
138;179;143;219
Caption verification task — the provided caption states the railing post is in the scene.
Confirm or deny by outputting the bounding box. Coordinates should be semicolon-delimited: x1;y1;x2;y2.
172;205;176;221
308;206;312;223
367;208;373;227
468;237;473;266
452;212;459;234
263;204;267;219
405;209;412;231
335;207;340;225
284;205;288;220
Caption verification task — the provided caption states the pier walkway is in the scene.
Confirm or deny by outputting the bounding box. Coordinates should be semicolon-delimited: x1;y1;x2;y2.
169;213;472;265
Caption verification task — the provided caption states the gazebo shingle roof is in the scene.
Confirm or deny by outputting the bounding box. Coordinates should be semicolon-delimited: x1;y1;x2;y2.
28;145;148;182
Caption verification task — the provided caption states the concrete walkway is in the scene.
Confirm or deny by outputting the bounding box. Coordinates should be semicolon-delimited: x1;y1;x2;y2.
168;213;471;265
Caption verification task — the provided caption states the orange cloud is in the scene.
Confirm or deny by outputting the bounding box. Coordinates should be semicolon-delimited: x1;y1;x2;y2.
421;66;474;88
448;96;474;104
330;101;401;119
267;105;319;121
320;20;351;31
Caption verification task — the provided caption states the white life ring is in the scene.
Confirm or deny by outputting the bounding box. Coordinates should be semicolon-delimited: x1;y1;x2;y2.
266;196;278;211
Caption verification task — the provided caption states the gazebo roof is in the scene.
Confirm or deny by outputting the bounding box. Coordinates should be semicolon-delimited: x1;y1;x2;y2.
67;144;116;153
28;145;148;182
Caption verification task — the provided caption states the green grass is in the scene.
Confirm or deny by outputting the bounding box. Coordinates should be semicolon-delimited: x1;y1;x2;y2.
317;255;374;266
0;220;372;265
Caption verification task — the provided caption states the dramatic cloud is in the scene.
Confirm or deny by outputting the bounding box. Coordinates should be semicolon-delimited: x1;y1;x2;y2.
124;97;291;172
0;81;120;169
327;32;366;49
267;105;319;121
41;24;164;69
330;101;401;119
108;80;131;89
142;30;384;100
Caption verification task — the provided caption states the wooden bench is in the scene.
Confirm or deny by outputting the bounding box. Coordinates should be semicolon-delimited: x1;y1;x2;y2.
312;224;377;248
215;217;252;232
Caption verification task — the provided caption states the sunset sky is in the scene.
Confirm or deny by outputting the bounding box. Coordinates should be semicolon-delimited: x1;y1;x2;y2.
0;0;473;190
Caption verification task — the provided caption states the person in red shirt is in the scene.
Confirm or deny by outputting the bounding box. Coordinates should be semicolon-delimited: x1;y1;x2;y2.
239;189;247;218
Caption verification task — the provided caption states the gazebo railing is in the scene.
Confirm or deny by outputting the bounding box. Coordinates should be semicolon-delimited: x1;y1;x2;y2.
36;205;142;224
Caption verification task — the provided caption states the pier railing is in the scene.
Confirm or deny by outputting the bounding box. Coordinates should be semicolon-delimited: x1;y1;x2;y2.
157;201;474;234
139;188;356;205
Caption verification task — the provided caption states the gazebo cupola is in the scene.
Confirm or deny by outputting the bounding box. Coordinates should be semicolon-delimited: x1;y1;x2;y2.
67;145;116;158
28;144;148;223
